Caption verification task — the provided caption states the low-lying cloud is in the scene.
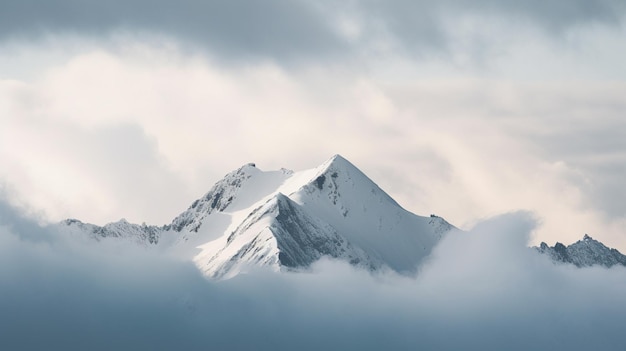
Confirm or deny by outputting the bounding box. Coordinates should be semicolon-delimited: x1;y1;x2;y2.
1;199;625;351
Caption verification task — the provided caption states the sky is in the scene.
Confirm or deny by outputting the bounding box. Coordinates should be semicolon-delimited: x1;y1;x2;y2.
1;0;626;253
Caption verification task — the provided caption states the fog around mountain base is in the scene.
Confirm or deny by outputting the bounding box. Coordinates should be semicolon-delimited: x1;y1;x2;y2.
1;199;625;350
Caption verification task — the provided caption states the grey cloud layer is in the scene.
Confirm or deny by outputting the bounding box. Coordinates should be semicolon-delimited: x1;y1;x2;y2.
0;0;343;60
2;200;626;350
494;85;626;221
2;0;625;61
362;0;626;52
2;50;625;247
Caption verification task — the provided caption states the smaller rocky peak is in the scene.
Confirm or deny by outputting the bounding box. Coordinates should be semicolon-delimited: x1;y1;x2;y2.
535;235;626;268
575;234;601;248
554;242;567;252
550;242;571;263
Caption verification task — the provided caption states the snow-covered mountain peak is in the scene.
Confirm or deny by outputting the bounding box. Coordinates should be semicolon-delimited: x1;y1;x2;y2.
316;154;354;172
297;154;401;212
170;155;457;277
56;155;457;279
283;156;452;273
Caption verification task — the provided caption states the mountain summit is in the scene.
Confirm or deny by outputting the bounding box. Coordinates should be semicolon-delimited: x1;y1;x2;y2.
58;155;455;279
536;234;626;268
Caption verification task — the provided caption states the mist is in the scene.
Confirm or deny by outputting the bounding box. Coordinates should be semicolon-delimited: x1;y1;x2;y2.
1;201;625;350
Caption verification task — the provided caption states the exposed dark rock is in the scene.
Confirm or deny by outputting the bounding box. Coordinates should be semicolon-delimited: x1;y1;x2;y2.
315;175;326;190
536;235;626;268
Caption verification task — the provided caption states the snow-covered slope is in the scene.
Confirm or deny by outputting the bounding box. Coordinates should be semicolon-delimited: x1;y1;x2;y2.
194;193;378;279
55;155;456;279
536;234;626;268
289;155;451;272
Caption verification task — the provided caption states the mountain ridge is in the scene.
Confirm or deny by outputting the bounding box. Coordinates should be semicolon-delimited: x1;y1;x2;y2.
57;154;455;279
56;154;626;278
536;234;626;268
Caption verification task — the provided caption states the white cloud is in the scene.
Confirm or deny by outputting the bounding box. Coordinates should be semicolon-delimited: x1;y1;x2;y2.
1;39;626;250
1;202;625;350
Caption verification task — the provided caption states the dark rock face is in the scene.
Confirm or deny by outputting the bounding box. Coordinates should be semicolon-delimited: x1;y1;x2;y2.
204;193;378;278
314;175;326;190
552;242;571;263
536;235;626;268
272;194;351;268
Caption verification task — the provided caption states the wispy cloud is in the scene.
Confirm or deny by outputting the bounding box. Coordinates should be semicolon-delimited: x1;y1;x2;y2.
3;43;626;250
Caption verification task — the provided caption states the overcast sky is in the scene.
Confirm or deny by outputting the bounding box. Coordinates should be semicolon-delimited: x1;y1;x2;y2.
2;0;626;251
2;2;626;349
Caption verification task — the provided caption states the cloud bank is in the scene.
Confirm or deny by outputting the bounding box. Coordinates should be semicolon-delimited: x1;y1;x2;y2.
1;0;624;63
2;43;626;251
0;0;343;62
1;0;626;287
2;200;625;350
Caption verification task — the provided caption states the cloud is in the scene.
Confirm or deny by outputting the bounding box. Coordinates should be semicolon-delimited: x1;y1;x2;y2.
470;0;626;29
0;0;345;62
2;43;626;251
1;47;410;224
374;79;626;250
372;0;626;29
1;1;624;63
1;200;626;350
0;103;191;224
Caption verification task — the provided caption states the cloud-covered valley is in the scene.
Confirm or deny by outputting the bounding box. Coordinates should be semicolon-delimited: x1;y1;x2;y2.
2;199;625;350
